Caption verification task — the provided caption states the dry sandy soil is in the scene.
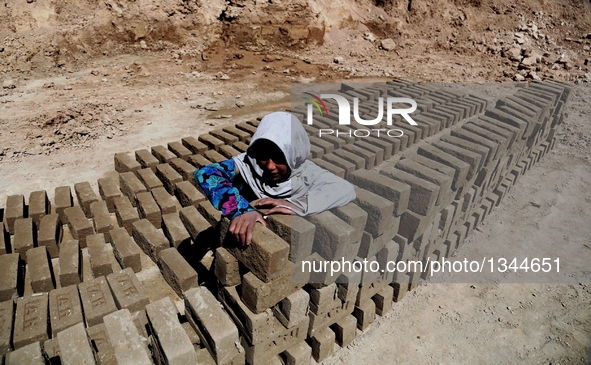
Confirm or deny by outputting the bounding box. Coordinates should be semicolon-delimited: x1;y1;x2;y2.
1;0;590;363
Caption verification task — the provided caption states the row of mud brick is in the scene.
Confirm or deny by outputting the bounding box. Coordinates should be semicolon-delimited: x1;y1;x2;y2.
0;79;570;364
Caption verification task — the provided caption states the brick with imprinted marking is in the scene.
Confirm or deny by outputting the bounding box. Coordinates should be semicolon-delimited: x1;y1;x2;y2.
0;253;20;301
87;234;114;277
157;248;198;296
49;285;83;337
114;152;141;173
97;177;121;213
132;219;169;262
27;246;54;293
136;191;162;229
168;141;192;161
103;309;152;365
146;296;197;365
59;240;81;286
14;218;35;260
13;294;49;349
54;186;73;224
119;171;147;207
28;191;49;229
137;168;164;190
135;148;160;171
109;227;142;273
106;268;149;311
56;322;96;365
184;287;240;364
114;196;139;234
90;201;113;242
181;136;208;154
74;182;99;218
225;225;289;283
152;186;179;214
4;195;24;234
78;276;118;327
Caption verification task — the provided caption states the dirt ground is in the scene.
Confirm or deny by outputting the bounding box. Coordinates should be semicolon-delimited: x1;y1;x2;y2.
1;0;591;363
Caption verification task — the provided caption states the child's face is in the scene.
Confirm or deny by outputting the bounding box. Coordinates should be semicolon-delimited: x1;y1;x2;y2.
254;140;291;182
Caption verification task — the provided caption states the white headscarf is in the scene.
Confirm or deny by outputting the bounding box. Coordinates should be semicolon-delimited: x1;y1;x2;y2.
233;112;356;215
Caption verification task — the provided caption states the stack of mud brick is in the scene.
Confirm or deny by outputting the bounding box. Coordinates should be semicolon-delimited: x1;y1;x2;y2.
0;79;569;364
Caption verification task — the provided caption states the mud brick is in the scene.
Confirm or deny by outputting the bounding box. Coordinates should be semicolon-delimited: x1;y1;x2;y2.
114;152;141;173
109;227;142;273
188;154;212;168
5;341;44;365
309;326;335;362
332;148;366;169
131;219;168;262
195;201;221;227
79;276;118;327
86;323;117;365
103;309;152;365
273;289;310;330
105;268;148;312
4;195;24;234
13;293;49;349
157;248;198;296
477;116;521;149
233;141;249;153
37;214;63;259
215;247;240;286
26;247;54;293
410;154;459;194
321;153;355;177
182;136;209;155
395;158;453;206
184;287;240;364
417;144;470;190
198;134;225;152
114;196;139;234
441;134;492;167
439;204;456;234
203;149;227;163
0;300;13;353
155;164;183;195
330;315;356;348
451;128;500;161
237;121;258;134
352;187;396;239
150;145;175;163
485;108;528;139
309;144;324;159
307;211;358;262
241;266;298;314
179;205;212;240
311;158;345;178
137;167;164;190
380;167;440;216
119;171;148;207
28;191;49;229
309;283;338;315
166;141;191;161
353;298;376;331
283;341;312;365
226;225;289;283
136;191;161;229
49;285;83;337
0;253;20;301
209;129;238;145
355;140;384;164
466;120;512;153
169;157;197;182
87;234;114;277
135;148;160;171
175;180;206;207
146;296;196;365
220;285;280;345
73;182;98;218
309;136;335;154
52;187;72;225
372;284;393;316
266;214;315;263
217;145;239;159
0;222;8;255
335;270;361;303
240;316;309;364
392;273;410;302
14;218;35;260
56;322;96;365
162;212;191;249
96;177;121;213
398;209;430;242
341;144;375;169
349;170;409;216
223;125;250;142
90;201;113;241
59;240;81;286
431;140;481;180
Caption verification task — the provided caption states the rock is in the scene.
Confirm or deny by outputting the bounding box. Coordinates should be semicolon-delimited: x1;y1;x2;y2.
514;74;525;81
521;56;538;66
75;127;92;135
201;53;209;61
2;79;16;89
91;70;99;76
140;40;147;49
564;62;573;70
364;32;377;42
189;101;203;109
527;71;541;81
333;56;344;64
503;46;522;61
380;39;397;51
236;100;245;108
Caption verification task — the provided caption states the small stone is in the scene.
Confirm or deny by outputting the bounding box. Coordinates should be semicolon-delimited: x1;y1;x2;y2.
333;56;344;64
140;40;147;49
75;127;92;135
91;70;99;76
189;101;202;109
235;100;245;108
380;38;397;51
514;74;525;81
201;53;209;61
364;32;377;42
2;79;16;89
